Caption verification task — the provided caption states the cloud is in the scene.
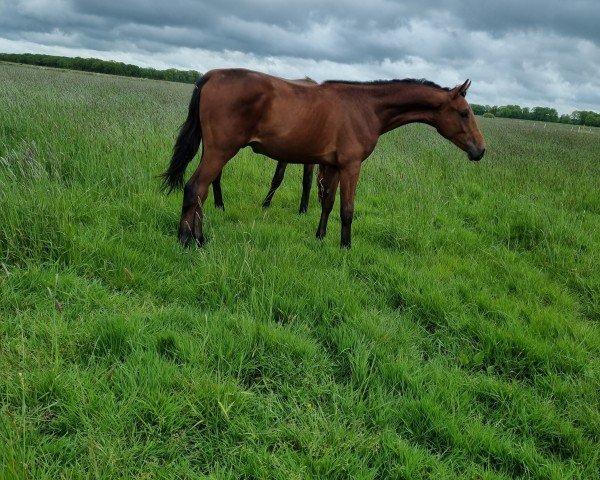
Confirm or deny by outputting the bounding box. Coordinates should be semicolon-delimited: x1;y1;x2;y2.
1;0;599;113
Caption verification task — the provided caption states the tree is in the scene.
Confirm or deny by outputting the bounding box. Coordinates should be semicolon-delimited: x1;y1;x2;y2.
559;114;571;124
471;104;486;115
572;110;600;127
497;105;523;119
0;52;201;84
531;107;558;123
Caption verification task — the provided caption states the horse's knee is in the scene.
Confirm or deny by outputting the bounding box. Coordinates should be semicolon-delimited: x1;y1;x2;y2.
182;183;198;210
341;205;354;225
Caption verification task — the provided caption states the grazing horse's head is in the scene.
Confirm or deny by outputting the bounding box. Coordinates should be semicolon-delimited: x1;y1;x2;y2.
434;80;486;161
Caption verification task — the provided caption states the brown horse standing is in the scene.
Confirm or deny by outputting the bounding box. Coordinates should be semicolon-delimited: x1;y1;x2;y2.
162;69;486;248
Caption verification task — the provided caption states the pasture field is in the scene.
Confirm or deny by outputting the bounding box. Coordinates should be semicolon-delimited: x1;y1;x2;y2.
0;62;599;479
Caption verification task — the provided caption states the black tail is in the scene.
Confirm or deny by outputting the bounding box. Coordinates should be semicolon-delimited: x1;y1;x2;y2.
160;76;208;193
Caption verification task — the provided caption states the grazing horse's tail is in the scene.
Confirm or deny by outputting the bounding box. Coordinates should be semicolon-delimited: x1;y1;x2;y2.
161;76;208;193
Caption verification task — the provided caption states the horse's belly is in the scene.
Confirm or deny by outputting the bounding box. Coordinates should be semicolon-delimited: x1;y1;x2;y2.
248;138;335;165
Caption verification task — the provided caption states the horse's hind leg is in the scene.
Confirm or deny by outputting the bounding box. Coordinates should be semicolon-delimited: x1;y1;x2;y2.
299;164;314;214
212;171;224;210
262;162;287;208
316;165;340;240
179;150;235;246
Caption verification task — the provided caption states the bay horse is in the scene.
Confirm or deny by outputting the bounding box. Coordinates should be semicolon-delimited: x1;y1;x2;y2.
161;68;486;248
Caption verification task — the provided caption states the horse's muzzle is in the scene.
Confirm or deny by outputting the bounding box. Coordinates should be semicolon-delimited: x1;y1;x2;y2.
467;146;486;161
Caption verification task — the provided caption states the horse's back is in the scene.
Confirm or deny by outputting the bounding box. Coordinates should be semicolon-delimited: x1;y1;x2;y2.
199;69;337;162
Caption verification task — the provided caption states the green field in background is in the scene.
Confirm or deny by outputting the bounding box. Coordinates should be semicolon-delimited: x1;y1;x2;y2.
1;62;599;479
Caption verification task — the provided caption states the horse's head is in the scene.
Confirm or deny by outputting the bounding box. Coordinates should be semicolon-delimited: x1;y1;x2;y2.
434;80;486;161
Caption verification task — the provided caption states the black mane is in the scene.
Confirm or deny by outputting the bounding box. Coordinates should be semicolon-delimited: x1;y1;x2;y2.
323;78;450;91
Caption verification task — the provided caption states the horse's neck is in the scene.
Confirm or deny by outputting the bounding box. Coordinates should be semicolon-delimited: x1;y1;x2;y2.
371;86;445;134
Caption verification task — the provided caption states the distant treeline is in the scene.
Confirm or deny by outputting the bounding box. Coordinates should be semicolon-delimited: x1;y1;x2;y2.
0;53;200;84
2;53;599;125
471;103;600;127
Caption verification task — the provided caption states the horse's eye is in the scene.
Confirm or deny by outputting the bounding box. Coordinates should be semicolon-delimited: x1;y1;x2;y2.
460;111;469;119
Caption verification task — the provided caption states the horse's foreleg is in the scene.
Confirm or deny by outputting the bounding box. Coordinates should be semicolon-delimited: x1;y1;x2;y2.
179;152;232;247
299;164;315;214
338;163;361;249
212;171;224;210
316;166;340;240
262;162;288;208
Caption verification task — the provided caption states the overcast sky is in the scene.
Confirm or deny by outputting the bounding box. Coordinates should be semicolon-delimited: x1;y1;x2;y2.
1;0;599;113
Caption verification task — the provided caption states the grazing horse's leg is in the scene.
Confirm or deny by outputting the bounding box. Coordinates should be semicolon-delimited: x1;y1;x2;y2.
212;171;224;210
299;164;315;214
338;163;361;249
262;162;288;208
316;166;325;204
316;165;340;240
179;150;234;246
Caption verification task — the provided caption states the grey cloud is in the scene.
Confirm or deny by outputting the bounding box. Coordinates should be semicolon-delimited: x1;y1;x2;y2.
452;0;600;44
1;1;599;112
4;1;599;63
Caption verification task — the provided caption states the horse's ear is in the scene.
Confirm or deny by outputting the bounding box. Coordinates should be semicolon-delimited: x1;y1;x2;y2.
453;79;471;98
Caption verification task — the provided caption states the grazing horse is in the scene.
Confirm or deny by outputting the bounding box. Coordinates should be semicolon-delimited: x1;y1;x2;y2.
260;77;319;214
208;77;320;214
261;161;318;214
211;163;319;213
161;68;486;248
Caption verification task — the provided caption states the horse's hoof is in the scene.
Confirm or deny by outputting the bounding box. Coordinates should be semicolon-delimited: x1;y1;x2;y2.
179;231;205;248
179;232;193;248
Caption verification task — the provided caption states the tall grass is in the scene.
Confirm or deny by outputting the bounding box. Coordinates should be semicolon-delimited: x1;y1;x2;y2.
1;62;599;479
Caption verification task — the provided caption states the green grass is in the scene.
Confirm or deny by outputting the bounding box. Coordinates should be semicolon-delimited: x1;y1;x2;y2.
1;62;599;479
